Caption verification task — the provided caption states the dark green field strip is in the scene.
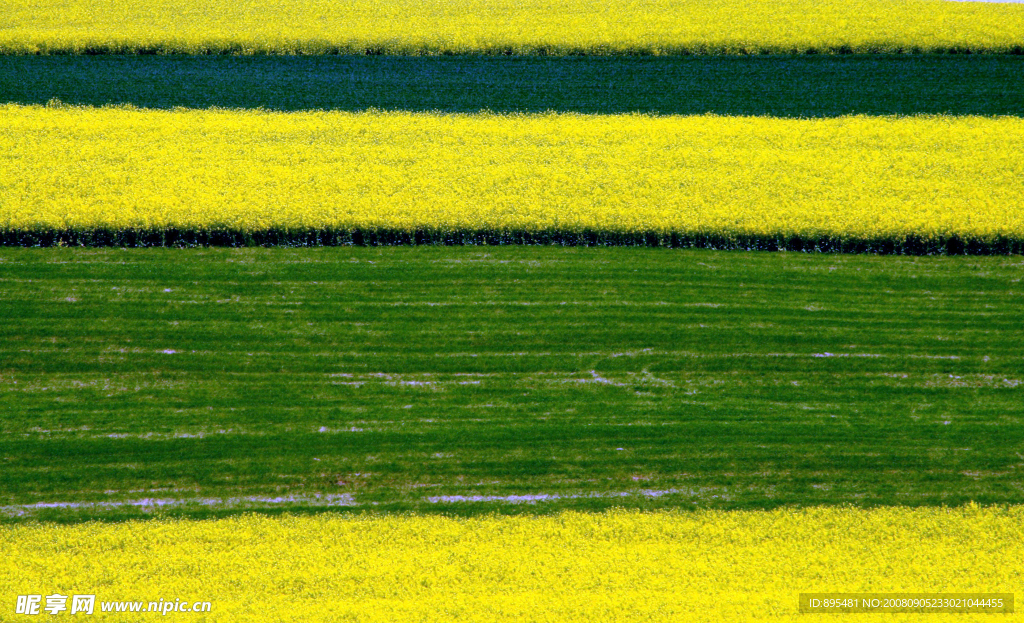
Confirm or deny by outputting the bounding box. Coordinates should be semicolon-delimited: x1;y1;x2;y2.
1;247;1022;521
3;55;1023;116
7;230;1024;255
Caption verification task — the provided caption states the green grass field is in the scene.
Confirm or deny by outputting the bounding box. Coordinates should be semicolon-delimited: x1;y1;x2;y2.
2;55;1023;116
2;247;1021;522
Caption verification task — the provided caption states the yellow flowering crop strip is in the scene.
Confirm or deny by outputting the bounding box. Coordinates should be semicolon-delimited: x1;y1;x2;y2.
2;507;1022;621
0;0;1023;55
2;104;1022;247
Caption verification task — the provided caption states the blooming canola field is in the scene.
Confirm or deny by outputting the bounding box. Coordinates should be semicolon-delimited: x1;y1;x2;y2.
3;0;1024;618
1;0;1023;55
3;507;1022;622
3;104;1023;246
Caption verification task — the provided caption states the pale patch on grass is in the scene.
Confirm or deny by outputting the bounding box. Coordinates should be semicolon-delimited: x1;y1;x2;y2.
424;488;697;504
0;493;359;517
922;374;1022;389
3;376;187;393
13;428;256;440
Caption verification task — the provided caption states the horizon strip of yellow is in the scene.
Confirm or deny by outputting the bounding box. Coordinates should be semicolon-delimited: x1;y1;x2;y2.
1;0;1023;55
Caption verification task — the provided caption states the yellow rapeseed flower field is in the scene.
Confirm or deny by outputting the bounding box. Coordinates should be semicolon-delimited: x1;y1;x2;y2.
2;104;1022;243
0;0;1022;55
2;507;1021;621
